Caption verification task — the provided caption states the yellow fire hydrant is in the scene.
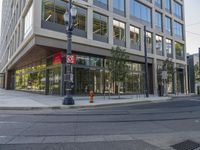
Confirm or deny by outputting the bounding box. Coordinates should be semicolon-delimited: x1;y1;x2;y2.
89;90;94;103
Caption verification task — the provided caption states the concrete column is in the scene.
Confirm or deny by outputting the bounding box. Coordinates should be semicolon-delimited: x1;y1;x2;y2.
5;70;12;90
32;0;41;32
108;16;113;45
173;63;177;95
153;59;158;95
126;23;130;50
184;64;188;94
87;7;93;40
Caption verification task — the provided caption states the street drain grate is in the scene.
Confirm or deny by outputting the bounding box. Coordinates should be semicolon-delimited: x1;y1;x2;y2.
171;140;200;150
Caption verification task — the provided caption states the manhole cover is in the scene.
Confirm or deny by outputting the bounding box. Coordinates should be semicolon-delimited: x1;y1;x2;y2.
171;140;200;150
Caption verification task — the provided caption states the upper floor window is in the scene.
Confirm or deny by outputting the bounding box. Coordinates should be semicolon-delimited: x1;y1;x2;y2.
42;0;87;31
156;35;163;56
24;3;33;39
174;21;183;39
113;0;125;16
146;31;153;53
166;39;173;56
165;0;171;13
130;26;140;50
165;16;172;34
93;12;108;42
113;20;126;46
130;0;151;25
93;0;108;10
173;1;183;19
175;42;184;59
155;11;162;31
155;0;162;8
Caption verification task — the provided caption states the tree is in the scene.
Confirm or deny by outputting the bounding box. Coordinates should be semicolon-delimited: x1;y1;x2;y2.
107;46;130;98
162;58;174;95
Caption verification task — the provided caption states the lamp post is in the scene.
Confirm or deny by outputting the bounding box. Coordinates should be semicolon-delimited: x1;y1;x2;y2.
144;26;149;98
63;0;77;105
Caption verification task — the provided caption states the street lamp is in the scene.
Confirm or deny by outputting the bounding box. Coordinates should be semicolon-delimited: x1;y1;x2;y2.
63;0;77;105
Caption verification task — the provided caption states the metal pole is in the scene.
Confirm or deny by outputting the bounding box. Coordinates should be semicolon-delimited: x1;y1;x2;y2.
144;26;149;97
63;0;74;105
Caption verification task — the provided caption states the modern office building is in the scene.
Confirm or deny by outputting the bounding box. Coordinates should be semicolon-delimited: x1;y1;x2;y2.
187;50;200;94
0;0;187;96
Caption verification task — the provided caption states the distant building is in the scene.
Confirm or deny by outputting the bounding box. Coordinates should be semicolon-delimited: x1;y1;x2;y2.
187;49;200;94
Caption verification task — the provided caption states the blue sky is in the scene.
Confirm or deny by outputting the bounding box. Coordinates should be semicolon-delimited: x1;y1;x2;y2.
0;0;200;54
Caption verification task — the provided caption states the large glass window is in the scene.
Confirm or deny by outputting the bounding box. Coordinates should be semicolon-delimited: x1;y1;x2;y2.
166;39;172;56
54;0;66;25
155;0;162;8
165;0;171;12
130;26;140;50
74;7;87;32
155;11;162;31
93;12;108;42
113;20;125;41
146;31;153;53
174;21;183;39
156;35;163;56
175;42;184;59
130;0;151;24
93;0;108;9
174;1;183;19
42;0;54;22
42;0;87;32
113;0;125;16
24;3;33;39
165;16;172;34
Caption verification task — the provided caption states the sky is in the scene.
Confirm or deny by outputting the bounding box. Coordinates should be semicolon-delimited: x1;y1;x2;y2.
0;0;199;54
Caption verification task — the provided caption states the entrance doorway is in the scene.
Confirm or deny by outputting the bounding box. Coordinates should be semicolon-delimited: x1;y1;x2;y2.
74;67;104;95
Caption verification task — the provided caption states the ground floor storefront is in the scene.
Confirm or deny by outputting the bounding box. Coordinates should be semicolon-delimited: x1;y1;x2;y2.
13;51;153;96
0;45;187;96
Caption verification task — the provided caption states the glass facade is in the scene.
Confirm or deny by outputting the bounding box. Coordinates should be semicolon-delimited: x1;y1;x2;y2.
130;26;140;50
130;0;151;24
166;39;173;57
175;42;184;60
93;12;108;42
165;16;172;34
173;1;183;19
93;0;108;9
113;20;125;41
155;0;162;8
146;31;153;53
156;35;163;56
42;0;87;32
155;11;162;31
113;0;125;16
174;21;183;39
24;3;33;39
165;0;171;12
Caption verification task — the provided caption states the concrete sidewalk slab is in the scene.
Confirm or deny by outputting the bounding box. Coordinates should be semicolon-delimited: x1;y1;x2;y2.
0;89;172;110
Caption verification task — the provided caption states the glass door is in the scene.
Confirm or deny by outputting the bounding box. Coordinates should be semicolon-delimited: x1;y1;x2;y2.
49;67;61;95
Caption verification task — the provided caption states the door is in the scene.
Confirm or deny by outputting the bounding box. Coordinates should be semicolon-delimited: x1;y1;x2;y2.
49;67;61;95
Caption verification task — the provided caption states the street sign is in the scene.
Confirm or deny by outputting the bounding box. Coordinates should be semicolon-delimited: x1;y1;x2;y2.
161;71;168;80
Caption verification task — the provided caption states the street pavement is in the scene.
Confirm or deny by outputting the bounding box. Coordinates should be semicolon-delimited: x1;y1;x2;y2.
0;89;171;109
0;95;200;149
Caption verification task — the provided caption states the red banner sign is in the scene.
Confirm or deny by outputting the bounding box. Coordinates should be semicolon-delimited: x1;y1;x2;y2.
52;51;76;65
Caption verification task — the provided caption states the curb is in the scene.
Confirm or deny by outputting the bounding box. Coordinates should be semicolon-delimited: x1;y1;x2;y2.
0;97;172;110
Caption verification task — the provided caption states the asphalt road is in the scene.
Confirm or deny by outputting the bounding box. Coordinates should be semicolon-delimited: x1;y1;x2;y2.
1;96;200;150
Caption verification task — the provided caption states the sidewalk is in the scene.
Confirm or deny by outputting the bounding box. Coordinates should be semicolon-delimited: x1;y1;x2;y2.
0;89;172;110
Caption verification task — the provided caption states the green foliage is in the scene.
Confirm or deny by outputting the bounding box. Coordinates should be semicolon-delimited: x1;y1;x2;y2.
107;46;130;83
